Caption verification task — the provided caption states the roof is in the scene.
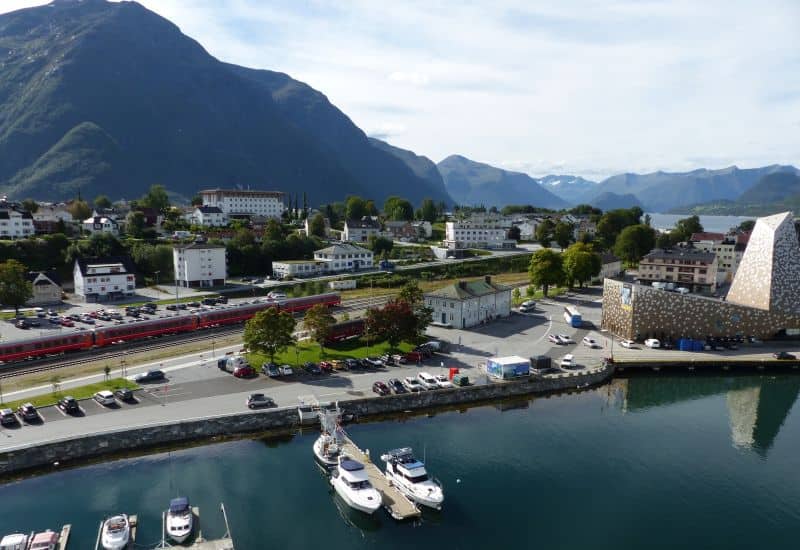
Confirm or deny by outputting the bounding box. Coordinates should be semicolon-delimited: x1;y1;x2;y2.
600;252;620;265
200;188;285;197
196;205;224;214
74;256;136;276
345;217;381;229
340;459;365;472
689;232;725;242
26;270;62;286
315;243;372;255
170;497;190;512
175;242;226;250
0;206;32;219
642;248;716;262
488;355;530;365
424;277;511;300
384;221;411;228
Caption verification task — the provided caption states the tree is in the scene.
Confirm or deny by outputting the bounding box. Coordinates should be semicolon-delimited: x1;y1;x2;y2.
535;219;555;247
21;198;38;213
94;195;112;209
304;303;335;352
0;259;32;315
672;215;703;243
738;220;755;232
243;307;296;364
418;198;438;223
264;219;284;242
656;232;674;249
309;213;327;238
345;196;369;220
383;196;414;221
553;221;574;249
528;248;563;297
126;211;147;238
507;225;521;241
369;235;393;256
512;287;521;304
614;224;657;265
140;184;170;213
596;207;642;249
562;242;602;288
191;195;203;206
68;199;91;222
365;299;419;349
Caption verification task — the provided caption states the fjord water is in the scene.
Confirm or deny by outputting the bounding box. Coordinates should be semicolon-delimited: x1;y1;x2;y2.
1;375;799;549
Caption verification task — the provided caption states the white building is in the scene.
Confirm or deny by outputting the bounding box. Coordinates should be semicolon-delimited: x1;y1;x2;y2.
0;205;35;239
272;243;373;280
343;217;381;243
200;188;285;219
25;271;62;305
592;252;623;283
689;232;749;284
424;276;511;329
173;243;227;288
443;221;515;250
82;216;119;236
73;257;136;302
515;220;540;240
190;206;228;227
412;221;433;239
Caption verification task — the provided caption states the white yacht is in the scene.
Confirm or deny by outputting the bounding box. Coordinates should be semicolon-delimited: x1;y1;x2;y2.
330;456;382;515
0;534;29;550
165;497;194;543
313;407;345;468
101;514;130;550
381;448;444;510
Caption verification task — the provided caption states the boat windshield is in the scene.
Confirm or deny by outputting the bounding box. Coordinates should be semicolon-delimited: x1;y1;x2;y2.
405;472;429;483
347;479;372;490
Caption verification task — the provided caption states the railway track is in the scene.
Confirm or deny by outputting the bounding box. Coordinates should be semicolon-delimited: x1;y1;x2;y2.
0;295;393;380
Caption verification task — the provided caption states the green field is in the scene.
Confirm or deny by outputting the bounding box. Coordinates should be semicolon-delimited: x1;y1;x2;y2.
246;337;414;367
0;378;139;410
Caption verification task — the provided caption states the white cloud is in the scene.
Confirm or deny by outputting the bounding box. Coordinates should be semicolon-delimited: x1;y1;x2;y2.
2;0;799;179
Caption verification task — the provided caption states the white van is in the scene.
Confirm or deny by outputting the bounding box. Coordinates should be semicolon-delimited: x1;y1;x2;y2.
676;287;690;295
644;338;661;349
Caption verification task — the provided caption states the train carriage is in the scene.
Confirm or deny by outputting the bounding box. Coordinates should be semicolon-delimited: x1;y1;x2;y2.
0;332;94;363
93;314;198;346
325;318;366;343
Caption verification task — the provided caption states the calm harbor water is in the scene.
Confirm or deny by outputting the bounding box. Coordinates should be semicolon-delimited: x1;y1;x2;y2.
647;213;754;234
1;375;799;549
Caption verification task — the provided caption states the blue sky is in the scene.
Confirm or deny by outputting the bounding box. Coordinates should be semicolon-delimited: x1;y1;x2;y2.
4;0;799;180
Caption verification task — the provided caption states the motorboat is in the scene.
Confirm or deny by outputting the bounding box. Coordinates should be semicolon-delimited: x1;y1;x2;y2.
313;407;345;468
381;447;444;510
166;497;194;543
330;456;382;515
101;514;130;550
0;534;29;550
28;531;59;550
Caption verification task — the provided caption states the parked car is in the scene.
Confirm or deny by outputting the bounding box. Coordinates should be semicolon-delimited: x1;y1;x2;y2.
417;372;439;390
279;365;293;376
233;365;256;378
773;351;797;360
372;381;391;396
17;403;38;422
519;300;536;313
644;339;661;349
262;363;281;377
344;358;361;370
413;345;434;358
318;361;333;373
560;354;575;368
15;319;29;329
246;393;275;409
93;391;116;406
166;304;178;311
380;354;395;366
582;336;600;348
391;354;407;365
47;309;58;316
202;298;217;306
57;396;80;414
60;319;74;327
114;388;134;402
619;339;636;348
135;370;166;383
0;408;18;426
405;351;425;363
331;359;347;371
365;357;384;367
304;362;322;375
435;374;454;388
387;378;407;394
176;303;188;310
403;377;424;392
547;334;561;345
556;334;574;345
188;302;201;308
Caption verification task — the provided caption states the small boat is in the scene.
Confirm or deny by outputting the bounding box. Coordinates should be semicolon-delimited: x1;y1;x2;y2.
0;534;29;550
330;456;382;515
28;530;59;550
313;407;345;468
165;497;194;543
100;514;130;550
381;447;444;510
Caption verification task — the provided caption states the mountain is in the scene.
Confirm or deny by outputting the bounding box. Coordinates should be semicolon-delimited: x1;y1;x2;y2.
674;172;800;216
0;0;451;206
595;165;798;212
437;155;569;209
736;172;800;204
537;175;598;204
590;191;643;211
368;138;449;202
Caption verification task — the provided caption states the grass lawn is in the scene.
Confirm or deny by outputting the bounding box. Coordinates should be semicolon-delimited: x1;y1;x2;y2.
247;337;414;367
512;286;569;305
0;378;139;410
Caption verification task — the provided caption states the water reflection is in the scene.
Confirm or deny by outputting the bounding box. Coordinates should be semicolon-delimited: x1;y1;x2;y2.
610;375;800;455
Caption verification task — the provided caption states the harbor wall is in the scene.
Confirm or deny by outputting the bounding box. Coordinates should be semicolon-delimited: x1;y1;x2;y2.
0;366;612;477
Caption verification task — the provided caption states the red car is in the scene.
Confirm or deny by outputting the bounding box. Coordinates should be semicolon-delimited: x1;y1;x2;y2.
318;361;333;373
60;319;74;327
405;351;425;363
233;365;256;378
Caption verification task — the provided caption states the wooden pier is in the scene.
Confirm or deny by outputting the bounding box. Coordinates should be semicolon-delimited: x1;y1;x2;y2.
340;435;421;520
57;524;71;550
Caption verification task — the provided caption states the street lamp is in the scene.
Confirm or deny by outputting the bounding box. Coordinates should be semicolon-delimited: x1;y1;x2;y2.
154;270;160;287
601;329;614;361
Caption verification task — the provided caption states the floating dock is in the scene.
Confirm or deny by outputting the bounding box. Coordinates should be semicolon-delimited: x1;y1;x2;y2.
157;503;235;549
340;435;421;520
94;514;136;550
57;524;71;550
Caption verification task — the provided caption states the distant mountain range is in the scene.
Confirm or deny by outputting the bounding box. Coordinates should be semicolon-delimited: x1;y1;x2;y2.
671;172;800;216
0;0;451;206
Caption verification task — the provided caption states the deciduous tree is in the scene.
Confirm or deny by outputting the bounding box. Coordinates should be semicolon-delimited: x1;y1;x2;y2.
365;299;419;349
304;303;335;352
68;199;91;222
0;259;32;315
94;195;112;209
243;307;296;364
562;242;601;288
614;224;656;265
535;219;555;248
553;221;574;249
528;248;563;297
309;213;327;238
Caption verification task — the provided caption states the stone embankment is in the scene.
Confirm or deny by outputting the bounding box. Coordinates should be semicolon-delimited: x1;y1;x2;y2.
0;366;611;477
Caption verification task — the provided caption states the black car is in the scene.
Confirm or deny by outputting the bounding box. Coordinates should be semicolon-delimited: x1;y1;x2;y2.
135;370;166;383
166;304;178;311
57;396;80;414
303;362;322;375
144;303;157;310
0;408;18;426
344;358;361;370
773;351;797;360
414;344;434;357
372;381;391;396
17;403;38;422
247;393;275;409
387;378;407;394
202;298;217;306
176;303;188;310
188;302;201;308
114;388;134;401
216;296;228;304
380;354;395;366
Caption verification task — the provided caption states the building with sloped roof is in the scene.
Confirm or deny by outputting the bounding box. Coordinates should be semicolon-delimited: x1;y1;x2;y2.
73;256;137;302
424;276;511;328
25;271;62;305
174;242;227;288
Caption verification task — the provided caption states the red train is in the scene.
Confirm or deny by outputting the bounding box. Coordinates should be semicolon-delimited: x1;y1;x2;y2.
0;293;341;364
325;318;366;344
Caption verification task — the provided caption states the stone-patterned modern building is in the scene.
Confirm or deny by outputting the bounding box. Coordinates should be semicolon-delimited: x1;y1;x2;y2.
602;212;800;340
